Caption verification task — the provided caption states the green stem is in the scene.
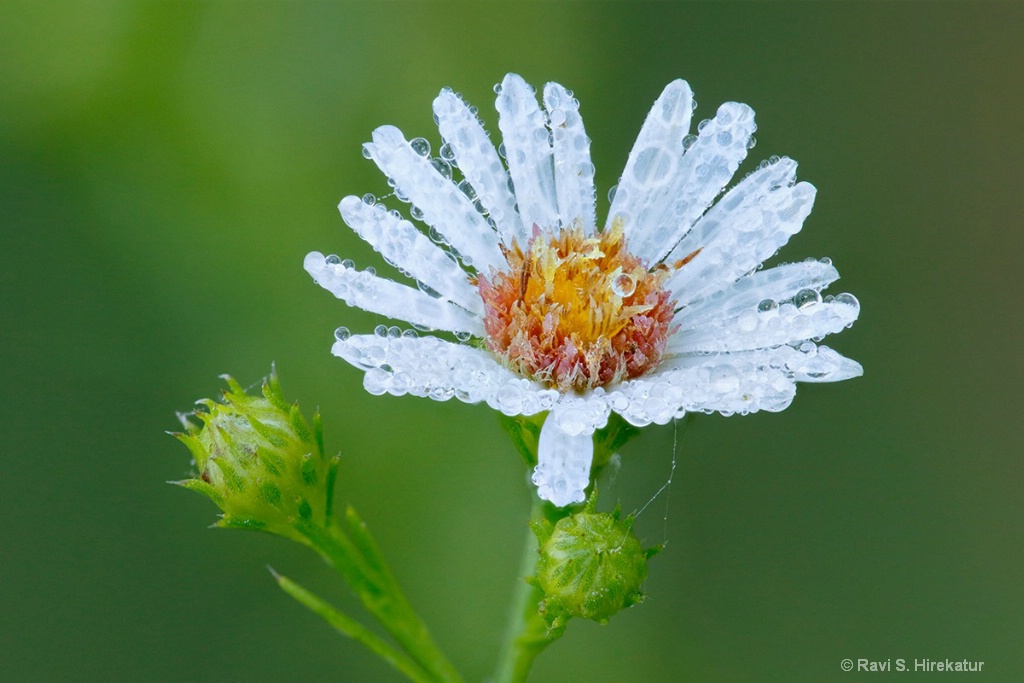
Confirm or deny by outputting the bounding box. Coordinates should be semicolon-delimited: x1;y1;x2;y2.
295;516;463;683
492;498;563;683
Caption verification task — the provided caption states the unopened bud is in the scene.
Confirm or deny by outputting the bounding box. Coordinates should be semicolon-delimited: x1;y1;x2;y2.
530;493;656;634
171;368;338;543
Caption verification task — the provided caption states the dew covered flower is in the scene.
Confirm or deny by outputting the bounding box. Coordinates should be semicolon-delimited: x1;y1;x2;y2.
305;74;861;507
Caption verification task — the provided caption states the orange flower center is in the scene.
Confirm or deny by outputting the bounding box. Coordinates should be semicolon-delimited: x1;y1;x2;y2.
477;222;677;391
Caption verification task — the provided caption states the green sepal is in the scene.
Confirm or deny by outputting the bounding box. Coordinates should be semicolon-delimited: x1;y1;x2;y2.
497;412;546;466
591;412;641;471
174;478;224;506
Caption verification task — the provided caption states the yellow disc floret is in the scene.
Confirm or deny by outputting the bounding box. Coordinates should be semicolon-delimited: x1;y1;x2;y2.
478;222;677;391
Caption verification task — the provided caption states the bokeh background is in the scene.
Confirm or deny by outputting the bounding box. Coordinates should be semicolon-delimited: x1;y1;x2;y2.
3;2;1022;681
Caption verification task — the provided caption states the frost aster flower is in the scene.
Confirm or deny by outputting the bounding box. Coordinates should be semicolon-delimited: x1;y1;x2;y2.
305;74;862;507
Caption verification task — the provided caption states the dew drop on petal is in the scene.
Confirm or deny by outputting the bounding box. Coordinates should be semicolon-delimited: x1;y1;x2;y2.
361;193;376;206
612;273;636;297
710;365;739;393
334;326;351;341
793;288;822;309
737;309;759;332
454;331;472;342
409;137;431;157
374;324;388;337
430;157;452;179
757;298;778;313
325;254;342;265
834;292;859;308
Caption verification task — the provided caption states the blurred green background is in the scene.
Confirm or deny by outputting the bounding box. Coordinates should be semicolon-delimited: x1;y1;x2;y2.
2;2;1022;681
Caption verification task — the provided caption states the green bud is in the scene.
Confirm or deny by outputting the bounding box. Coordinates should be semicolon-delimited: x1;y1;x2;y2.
530;492;657;634
171;367;339;543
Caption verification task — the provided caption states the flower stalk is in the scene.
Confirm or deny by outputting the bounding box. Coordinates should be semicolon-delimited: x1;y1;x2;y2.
172;370;461;683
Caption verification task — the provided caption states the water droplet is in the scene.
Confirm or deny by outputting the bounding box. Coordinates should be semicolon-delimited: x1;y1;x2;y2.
737;309;759;332
458;179;477;200
417;281;442;298
325;254;342;265
334;326;351;341
374;325;388;337
497;142;506;159
361;144;373;159
607;184;618;203
410;137;431;157
365;266;376;277
431;157;452;179
681;134;698;151
697;118;711;132
493;83;503;94
454;331;472;342
611;273;636;297
793;288;821;309
387;326;401;338
834;293;859;308
361;193;376;206
746;135;757;149
710;365;739;393
757;298;777;313
410;206;424;221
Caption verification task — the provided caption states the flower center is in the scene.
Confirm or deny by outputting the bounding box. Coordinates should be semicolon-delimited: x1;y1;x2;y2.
477;222;677;391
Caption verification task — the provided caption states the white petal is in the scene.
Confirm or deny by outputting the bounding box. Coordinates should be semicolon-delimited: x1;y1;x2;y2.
607;359;799;426
338;195;483;315
304;251;483;336
670;289;860;355
664;344;863;382
433;88;527;248
784;344;863;382
543;82;597;233
678;259;840;330
364;125;505;274
626;101;757;265
533;417;592;507
665;158;815;305
495;74;559;231
608;79;693;247
332;332;561;412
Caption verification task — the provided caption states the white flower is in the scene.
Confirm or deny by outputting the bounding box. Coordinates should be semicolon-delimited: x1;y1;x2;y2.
305;74;862;508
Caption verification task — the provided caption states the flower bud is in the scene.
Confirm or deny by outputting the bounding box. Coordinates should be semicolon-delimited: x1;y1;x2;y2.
172;368;338;543
530;493;657;633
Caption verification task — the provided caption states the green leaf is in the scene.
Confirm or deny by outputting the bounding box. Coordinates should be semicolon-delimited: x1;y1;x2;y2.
271;568;436;683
